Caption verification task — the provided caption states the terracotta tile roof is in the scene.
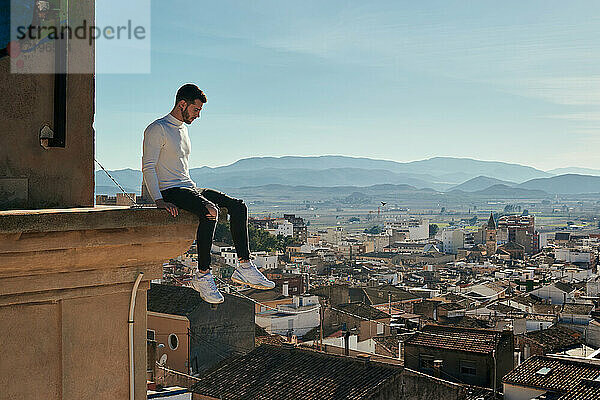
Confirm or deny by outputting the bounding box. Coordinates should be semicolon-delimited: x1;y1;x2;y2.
557;379;600;399
437;316;495;329
519;325;583;354
439;302;466;311
503;356;600;393
190;344;402;400
405;325;500;354
554;282;575;294
255;334;286;347
465;386;502;400
334;302;390;320
148;283;205;316
373;336;400;356
362;285;420;305
561;303;593;316
239;286;286;302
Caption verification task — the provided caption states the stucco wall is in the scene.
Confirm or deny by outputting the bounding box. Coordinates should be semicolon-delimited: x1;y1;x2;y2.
370;369;466;400
0;285;148;400
0;0;95;210
148;312;191;373
189;294;255;373
404;344;493;388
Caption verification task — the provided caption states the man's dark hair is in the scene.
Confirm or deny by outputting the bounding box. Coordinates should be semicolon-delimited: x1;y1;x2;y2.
176;84;207;104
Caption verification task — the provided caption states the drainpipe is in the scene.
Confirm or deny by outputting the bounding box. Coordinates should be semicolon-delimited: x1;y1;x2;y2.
129;272;144;400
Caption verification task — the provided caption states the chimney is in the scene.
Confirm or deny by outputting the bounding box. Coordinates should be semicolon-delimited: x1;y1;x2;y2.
357;354;371;365
342;323;350;356
283;281;289;297
433;359;443;378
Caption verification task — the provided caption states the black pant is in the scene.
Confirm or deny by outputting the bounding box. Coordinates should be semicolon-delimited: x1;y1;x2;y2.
161;187;251;271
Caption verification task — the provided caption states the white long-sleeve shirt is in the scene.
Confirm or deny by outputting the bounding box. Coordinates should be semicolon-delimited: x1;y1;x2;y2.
142;114;196;201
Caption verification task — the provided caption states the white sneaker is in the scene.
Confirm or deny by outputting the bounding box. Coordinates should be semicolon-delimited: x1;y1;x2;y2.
231;262;276;290
191;270;224;304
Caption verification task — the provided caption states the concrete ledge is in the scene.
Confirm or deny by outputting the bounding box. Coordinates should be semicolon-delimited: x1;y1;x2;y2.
0;206;198;295
0;205;198;233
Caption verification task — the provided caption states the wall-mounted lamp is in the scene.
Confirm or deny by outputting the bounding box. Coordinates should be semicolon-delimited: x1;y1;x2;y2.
40;125;54;149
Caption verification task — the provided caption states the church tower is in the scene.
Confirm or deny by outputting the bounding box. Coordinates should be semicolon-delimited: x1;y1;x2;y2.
486;212;497;256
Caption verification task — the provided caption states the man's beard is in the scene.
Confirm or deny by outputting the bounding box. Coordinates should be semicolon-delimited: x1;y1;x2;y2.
182;105;194;124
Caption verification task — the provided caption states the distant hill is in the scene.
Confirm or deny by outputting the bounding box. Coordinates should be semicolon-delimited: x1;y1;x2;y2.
189;167;448;191
450;176;516;192
94;156;563;195
547;167;600;177
203;156;549;184
397;157;550;183
519;174;600;194
471;184;547;198
95;168;142;194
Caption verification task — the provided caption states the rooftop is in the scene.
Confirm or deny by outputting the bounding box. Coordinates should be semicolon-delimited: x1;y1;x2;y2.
405;325;501;354
503;356;600;393
334;302;390;320
518;325;583;353
190;344;402;400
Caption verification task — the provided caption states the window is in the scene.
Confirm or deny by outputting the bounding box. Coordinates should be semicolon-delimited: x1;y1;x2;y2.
460;361;477;376
377;323;384;335
168;333;179;350
147;329;156;341
536;367;552;376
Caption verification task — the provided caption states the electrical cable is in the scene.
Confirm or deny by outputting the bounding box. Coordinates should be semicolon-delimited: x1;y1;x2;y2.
94;158;143;208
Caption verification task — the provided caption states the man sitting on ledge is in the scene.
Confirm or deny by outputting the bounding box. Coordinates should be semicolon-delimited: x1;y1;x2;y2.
142;83;275;304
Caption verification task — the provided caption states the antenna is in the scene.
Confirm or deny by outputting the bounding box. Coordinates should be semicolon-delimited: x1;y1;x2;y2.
159;354;168;366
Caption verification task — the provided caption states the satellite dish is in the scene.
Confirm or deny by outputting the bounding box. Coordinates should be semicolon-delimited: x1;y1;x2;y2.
159;354;167;366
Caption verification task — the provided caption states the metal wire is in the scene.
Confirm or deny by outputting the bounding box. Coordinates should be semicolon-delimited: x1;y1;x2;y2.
94;158;142;208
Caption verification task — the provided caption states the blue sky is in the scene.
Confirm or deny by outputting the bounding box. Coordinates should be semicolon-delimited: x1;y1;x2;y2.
95;1;600;171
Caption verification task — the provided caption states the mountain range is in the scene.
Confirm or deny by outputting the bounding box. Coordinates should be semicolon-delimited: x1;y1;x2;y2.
95;156;600;196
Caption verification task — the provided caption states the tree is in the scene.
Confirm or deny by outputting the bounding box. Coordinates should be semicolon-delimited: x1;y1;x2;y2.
364;225;382;235
214;222;233;244
429;224;439;237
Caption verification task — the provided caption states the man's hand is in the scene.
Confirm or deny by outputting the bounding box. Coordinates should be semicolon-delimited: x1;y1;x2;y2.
155;198;178;217
205;203;218;221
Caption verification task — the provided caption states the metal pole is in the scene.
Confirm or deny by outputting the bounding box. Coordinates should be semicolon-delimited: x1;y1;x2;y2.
493;349;497;397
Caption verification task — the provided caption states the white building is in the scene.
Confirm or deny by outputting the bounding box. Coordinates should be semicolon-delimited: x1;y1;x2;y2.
222;250;278;270
323;227;344;245
441;229;467;254
385;219;429;241
554;248;592;264
275;220;294;237
253;251;278;270
530;282;576;305
255;295;320;337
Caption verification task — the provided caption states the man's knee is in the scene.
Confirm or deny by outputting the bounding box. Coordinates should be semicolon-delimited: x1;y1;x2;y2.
230;199;247;216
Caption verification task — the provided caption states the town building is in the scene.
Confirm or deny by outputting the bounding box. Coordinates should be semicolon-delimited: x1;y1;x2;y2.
147;283;255;373
190;344;474;399
503;355;600;399
404;325;514;389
